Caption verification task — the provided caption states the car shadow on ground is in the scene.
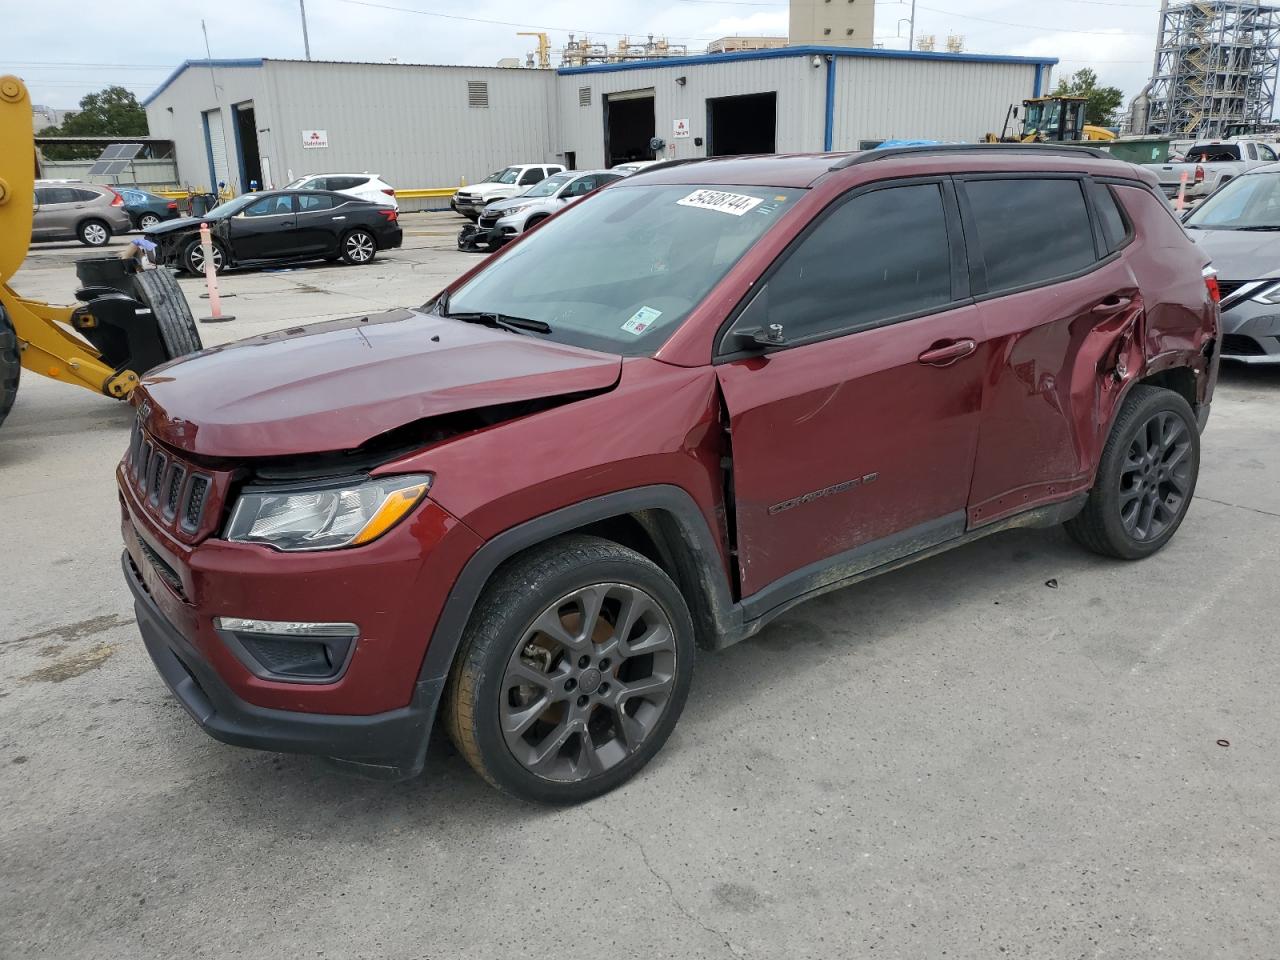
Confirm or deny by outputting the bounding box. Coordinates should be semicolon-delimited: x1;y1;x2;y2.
1217;362;1280;391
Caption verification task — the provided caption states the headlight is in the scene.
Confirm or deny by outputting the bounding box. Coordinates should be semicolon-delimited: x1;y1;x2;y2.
499;205;531;218
226;474;431;551
1251;281;1280;304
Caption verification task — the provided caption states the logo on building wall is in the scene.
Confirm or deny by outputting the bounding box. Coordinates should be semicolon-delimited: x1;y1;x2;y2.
302;129;329;149
673;118;691;139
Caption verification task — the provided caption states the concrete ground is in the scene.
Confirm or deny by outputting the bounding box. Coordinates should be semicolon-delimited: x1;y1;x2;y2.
2;215;1278;959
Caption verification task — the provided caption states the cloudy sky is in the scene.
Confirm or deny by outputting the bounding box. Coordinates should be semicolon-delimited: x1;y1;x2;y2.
6;0;1162;110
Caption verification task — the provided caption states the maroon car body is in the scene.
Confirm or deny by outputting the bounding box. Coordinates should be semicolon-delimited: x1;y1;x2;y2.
119;146;1220;796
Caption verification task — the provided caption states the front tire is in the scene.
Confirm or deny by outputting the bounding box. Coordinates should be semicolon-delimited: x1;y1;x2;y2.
445;535;695;804
79;219;111;246
340;229;377;265
1065;385;1200;560
182;237;225;276
0;305;19;430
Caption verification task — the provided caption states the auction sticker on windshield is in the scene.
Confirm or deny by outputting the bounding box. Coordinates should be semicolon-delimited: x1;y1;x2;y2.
677;189;765;217
622;306;662;335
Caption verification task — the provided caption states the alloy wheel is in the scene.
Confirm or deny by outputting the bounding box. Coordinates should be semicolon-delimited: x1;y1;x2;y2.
346;232;375;262
1119;410;1192;541
189;243;223;272
140;214;160;230
500;583;678;783
83;223;108;245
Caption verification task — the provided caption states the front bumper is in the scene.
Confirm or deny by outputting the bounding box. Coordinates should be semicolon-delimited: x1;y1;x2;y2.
457;223;505;252
124;551;442;780
1219;298;1280;363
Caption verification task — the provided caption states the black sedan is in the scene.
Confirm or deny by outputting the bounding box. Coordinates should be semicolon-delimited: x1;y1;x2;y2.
146;189;403;275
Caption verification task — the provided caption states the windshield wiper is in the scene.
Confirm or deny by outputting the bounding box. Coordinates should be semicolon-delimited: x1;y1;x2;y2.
1235;225;1280;231
444;310;552;335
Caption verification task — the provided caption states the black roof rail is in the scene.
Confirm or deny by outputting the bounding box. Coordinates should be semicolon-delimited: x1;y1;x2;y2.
829;142;1113;170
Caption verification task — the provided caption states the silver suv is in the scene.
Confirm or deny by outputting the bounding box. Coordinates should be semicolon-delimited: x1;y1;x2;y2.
457;169;625;252
32;181;133;246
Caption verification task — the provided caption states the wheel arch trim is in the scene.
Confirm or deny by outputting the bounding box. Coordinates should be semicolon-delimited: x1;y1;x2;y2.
416;484;738;684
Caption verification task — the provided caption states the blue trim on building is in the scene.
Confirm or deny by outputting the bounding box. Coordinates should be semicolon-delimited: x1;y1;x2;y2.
1033;64;1043;97
823;57;836;152
201;110;217;191
143;58;263;106
557;44;1057;76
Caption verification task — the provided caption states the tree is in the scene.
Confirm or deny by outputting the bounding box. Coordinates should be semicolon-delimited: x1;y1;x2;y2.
1053;68;1124;128
38;86;149;159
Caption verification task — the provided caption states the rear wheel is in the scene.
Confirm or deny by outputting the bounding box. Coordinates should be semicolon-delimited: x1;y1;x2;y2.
1065;385;1200;560
445;535;695;804
0;305;20;429
79;219;111;247
134;270;203;361
138;213;161;231
182;237;225;276
340;229;377;265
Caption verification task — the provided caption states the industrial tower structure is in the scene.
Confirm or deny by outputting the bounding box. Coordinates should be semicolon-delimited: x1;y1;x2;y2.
1147;1;1280;138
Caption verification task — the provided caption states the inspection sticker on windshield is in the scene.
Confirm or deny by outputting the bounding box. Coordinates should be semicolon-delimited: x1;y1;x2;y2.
622;306;662;335
677;189;764;217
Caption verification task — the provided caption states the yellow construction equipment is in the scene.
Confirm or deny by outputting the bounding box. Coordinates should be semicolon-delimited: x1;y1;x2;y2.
987;95;1118;144
518;32;551;69
0;74;202;430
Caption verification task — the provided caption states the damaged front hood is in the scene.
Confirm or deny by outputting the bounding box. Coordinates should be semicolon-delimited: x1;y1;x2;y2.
137;308;622;458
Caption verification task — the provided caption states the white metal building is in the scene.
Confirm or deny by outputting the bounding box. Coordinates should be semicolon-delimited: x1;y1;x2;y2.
143;47;1056;209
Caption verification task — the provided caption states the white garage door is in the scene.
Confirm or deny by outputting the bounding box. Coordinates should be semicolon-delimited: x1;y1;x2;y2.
204;108;230;190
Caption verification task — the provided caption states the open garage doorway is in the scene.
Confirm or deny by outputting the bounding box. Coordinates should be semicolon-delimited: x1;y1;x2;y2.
604;89;656;166
234;102;263;191
706;92;777;156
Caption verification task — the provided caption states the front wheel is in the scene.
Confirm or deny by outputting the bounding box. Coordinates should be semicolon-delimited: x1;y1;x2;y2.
0;305;20;430
79;219;111;247
1065;385;1200;560
445;535;695;804
340;229;376;265
182;237;225;276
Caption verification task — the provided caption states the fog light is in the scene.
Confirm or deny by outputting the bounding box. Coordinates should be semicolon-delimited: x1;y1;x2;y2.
214;617;358;683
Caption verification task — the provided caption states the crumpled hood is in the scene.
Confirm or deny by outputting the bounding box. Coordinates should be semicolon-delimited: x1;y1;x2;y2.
145;215;208;237
136;308;622;458
1189;227;1280;282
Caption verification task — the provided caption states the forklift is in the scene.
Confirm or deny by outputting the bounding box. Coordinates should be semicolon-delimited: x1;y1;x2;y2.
0;74;202;431
988;95;1117;144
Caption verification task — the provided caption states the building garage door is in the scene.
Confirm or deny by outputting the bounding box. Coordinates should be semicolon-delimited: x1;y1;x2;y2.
203;108;230;191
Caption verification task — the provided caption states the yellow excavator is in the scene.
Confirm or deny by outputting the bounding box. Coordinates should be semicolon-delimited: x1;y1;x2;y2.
987;95;1118;144
0;74;202;431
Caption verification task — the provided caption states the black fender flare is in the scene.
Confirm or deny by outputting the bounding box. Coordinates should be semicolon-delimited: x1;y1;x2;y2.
417;484;741;685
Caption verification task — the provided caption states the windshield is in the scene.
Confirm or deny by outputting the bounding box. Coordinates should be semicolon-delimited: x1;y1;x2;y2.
1185;172;1280;229
285;177;309;188
484;167;521;184
203;194;256;218
524;172;574;198
445;183;801;356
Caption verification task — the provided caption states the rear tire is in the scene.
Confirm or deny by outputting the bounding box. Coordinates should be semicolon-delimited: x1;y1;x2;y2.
340;229;377;265
1065;385;1200;560
138;213;161;231
0;305;20;430
79;219;111;247
445;535;695;804
134;270;203;361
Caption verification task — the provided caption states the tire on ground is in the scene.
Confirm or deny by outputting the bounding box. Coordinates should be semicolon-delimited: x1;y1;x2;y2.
182;236;223;276
0;305;20;430
79;219;111;247
444;534;696;804
340;228;377;265
1064;384;1200;561
134;269;204;361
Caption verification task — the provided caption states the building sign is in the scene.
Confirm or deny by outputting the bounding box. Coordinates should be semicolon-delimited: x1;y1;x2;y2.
302;129;329;149
673;118;691;139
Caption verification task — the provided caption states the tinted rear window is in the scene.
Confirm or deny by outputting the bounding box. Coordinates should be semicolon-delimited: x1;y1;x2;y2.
1186;144;1241;162
1091;182;1130;253
964;178;1096;294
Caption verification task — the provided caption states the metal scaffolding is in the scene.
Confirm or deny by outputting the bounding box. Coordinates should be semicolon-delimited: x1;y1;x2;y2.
1147;1;1280;138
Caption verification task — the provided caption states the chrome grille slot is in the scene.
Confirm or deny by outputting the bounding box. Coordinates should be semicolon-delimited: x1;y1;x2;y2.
128;419;142;472
136;440;153;489
183;475;211;533
148;452;168;506
164;464;186;520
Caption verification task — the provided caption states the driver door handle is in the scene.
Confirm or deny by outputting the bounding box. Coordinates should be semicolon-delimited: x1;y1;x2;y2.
918;338;977;367
1092;296;1133;315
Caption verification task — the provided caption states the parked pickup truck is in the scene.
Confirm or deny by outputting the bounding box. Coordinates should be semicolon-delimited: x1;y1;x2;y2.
1156;139;1279;199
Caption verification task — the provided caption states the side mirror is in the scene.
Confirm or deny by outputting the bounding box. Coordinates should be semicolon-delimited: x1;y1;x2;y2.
726;285;788;352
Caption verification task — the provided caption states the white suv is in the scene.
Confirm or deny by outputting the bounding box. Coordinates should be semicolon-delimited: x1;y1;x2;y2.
458;169;625;251
285;173;398;210
451;164;565;221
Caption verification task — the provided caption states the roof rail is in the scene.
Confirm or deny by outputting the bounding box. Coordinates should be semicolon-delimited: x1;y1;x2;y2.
829;142;1113;170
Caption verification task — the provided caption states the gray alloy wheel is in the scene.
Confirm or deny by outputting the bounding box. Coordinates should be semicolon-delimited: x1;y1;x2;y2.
139;213;161;230
79;220;110;246
1118;409;1194;542
183;237;224;275
499;582;678;783
341;229;376;264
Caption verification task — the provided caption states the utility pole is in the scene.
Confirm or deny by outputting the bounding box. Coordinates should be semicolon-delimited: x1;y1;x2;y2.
909;0;917;51
299;0;312;60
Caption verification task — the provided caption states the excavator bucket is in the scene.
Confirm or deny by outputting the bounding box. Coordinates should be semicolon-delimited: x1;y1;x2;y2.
0;74;203;431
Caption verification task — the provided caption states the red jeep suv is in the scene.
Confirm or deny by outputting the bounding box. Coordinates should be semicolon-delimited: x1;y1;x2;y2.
119;145;1221;803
